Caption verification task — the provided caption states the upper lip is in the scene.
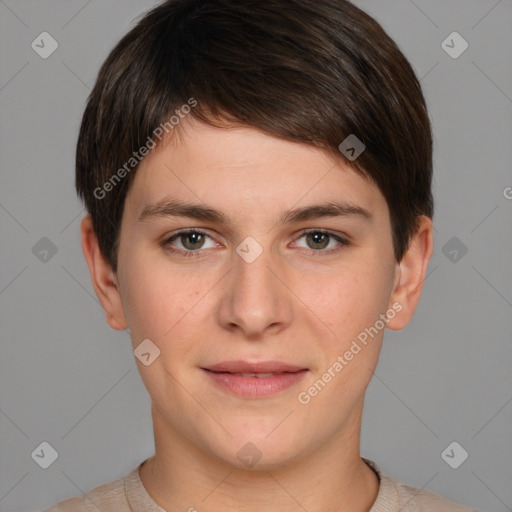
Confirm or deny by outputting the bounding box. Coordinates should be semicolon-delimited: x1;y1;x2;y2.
203;360;307;373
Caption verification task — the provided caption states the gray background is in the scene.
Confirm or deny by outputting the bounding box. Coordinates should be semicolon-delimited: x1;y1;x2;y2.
0;1;511;511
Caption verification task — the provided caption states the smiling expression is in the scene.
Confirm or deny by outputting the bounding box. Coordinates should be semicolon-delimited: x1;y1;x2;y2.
96;117;417;468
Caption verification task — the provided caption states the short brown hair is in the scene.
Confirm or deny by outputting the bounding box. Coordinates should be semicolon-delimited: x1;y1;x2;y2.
76;0;434;274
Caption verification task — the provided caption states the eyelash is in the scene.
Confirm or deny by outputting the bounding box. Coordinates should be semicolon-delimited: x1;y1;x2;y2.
162;228;351;258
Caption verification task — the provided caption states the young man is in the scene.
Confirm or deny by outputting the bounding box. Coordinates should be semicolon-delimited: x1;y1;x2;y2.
44;0;477;510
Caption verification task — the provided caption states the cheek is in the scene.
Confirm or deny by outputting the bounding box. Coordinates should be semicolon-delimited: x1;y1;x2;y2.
297;271;373;331
121;260;200;345
295;262;392;364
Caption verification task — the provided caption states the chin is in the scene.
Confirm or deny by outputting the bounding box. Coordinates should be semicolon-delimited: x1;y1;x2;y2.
208;427;308;471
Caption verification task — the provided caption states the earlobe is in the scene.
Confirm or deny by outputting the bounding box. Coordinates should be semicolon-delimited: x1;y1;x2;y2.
386;216;434;331
80;215;128;331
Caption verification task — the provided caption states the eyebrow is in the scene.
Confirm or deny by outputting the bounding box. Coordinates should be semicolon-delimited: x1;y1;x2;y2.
138;198;373;225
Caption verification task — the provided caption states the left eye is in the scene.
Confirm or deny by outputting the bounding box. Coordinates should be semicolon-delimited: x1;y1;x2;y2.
294;230;348;251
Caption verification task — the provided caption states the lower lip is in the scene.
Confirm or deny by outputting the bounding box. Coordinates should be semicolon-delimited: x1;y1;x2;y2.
202;369;308;398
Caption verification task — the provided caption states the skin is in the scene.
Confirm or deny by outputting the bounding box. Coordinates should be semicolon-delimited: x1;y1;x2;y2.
81;117;433;512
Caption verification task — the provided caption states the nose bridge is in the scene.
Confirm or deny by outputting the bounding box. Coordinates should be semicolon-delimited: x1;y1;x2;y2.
234;237;279;306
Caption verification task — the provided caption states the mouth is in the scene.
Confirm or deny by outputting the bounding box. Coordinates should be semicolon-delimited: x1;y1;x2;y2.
201;361;308;398
205;371;292;378
203;360;307;374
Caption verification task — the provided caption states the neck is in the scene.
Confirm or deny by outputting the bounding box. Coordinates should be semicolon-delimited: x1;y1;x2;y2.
139;406;380;512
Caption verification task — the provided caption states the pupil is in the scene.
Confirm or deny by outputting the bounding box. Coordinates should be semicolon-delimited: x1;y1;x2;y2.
309;232;328;249
184;232;203;249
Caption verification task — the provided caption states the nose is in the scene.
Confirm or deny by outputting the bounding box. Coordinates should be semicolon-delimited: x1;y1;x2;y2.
215;240;294;340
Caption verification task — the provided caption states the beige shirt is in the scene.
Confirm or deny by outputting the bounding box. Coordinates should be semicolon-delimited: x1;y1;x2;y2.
42;457;477;512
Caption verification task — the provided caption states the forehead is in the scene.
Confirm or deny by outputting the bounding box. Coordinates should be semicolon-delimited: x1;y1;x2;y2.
123;118;389;227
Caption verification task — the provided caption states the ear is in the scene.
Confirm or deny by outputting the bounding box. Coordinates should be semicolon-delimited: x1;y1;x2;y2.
386;215;434;331
80;215;128;331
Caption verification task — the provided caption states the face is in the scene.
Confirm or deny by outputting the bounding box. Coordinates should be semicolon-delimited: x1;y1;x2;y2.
89;118;429;470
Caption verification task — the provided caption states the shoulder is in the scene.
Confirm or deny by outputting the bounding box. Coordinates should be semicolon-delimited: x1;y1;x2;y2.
362;458;479;512
389;476;479;512
41;474;128;512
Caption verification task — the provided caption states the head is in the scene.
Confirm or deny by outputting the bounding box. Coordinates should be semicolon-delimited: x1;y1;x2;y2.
79;0;434;469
